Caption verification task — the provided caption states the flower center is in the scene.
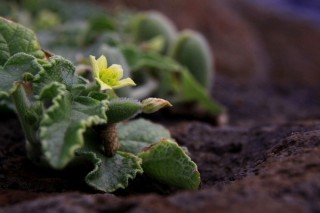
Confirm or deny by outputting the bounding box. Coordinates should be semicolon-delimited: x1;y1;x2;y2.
100;69;118;86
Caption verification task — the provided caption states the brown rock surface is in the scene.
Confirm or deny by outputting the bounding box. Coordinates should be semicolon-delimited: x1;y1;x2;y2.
1;116;320;212
1;75;320;212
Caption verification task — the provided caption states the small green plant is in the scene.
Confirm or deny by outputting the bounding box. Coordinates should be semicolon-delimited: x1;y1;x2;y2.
0;17;200;192
124;11;224;117
0;1;225;121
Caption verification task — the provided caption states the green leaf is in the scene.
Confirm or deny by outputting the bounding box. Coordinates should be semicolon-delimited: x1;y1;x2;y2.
139;139;200;190
39;82;108;169
106;98;142;124
121;46;181;98
33;55;84;94
181;69;224;115
120;45;141;69
137;53;179;71
170;30;213;89
0;53;43;96
121;45;223;116
0;17;45;66
122;46;179;71
118;119;171;154
76;130;143;192
88;91;109;101
131;12;177;53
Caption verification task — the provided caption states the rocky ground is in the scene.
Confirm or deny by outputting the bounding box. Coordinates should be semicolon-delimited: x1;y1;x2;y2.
1;74;320;212
1;0;320;212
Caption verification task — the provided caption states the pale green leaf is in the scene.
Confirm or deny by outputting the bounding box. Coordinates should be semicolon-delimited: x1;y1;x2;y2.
118;119;171;154
135;53;178;71
39;82;108;169
76;130;143;192
181;69;224;115
121;45;224;116
0;53;43;96
170;30;213;89
131;12;177;53
33;55;84;94
139;139;200;190
0;17;45;66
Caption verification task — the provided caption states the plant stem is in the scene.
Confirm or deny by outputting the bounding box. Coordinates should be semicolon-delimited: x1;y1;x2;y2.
98;123;119;157
11;83;42;160
11;84;35;143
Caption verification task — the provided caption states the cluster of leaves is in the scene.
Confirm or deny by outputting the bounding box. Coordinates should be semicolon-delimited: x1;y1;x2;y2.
0;0;225;118
0;17;200;192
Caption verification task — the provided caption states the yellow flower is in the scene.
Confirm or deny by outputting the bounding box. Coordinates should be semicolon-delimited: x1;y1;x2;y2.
90;55;136;90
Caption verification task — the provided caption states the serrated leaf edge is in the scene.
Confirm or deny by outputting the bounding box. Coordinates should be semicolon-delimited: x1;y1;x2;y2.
0;53;44;96
83;151;143;192
39;82;108;169
138;139;201;190
33;55;79;92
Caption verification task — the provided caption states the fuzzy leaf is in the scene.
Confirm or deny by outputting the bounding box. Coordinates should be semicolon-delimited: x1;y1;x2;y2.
118;119;171;154
39;82;108;169
170;30;213;89
0;17;45;66
33;55;84;94
0;53;43;96
139;139;200;190
76;130;143;192
131;12;177;53
106;98;142;124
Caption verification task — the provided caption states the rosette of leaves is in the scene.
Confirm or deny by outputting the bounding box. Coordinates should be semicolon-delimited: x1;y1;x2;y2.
0;17;200;192
121;44;224;117
124;12;225;118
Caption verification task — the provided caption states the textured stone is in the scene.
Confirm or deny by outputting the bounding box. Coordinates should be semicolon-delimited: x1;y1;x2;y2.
2;115;320;212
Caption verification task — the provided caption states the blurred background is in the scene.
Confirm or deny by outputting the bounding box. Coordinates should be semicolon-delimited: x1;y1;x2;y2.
2;0;320;87
1;0;320;125
96;0;320;86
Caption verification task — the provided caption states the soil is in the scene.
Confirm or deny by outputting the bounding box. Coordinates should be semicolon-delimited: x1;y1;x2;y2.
1;73;320;212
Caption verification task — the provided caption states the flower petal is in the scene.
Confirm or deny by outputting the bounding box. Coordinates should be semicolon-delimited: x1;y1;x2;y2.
95;77;113;90
112;78;136;89
107;64;123;80
97;55;107;71
89;55;100;77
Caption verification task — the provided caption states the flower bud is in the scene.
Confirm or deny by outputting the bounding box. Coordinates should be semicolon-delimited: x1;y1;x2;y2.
142;98;172;114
